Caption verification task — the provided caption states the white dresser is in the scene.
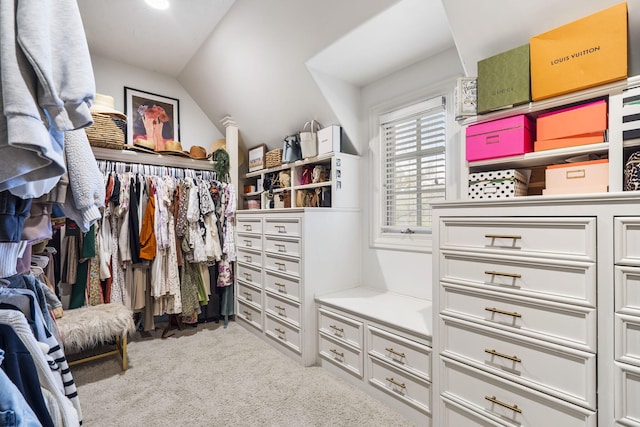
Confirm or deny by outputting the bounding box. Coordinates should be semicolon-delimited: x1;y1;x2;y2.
235;208;360;366
431;193;640;426
315;286;432;426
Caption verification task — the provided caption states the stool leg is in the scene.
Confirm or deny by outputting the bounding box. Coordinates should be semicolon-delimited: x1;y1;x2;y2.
121;334;128;371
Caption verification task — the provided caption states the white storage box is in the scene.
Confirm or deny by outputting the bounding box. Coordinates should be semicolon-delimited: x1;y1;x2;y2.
468;169;528;199
543;159;609;195
317;125;342;155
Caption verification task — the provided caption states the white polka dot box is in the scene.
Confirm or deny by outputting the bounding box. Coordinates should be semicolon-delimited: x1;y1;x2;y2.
468;169;529;199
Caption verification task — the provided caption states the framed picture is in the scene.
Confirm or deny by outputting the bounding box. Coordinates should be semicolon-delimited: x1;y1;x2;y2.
248;144;266;172
455;77;477;120
124;87;180;151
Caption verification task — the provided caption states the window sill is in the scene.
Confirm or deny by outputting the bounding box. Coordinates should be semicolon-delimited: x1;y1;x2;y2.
370;233;433;254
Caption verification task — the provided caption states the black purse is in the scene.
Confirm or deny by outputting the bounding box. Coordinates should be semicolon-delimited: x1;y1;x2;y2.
282;134;302;163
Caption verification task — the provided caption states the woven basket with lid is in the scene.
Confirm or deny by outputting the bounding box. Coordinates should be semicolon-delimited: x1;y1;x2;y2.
85;113;126;150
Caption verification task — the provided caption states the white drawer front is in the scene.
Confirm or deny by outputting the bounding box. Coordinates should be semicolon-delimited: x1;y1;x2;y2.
236;264;262;288
237;216;262;234
616;314;640;365
442;283;596;351
264;271;300;302
441;251;596;305
441;396;505;427
442;358;597;427
237;281;262;307
264;217;301;237
264;236;300;258
615;362;640;426
615;217;640;266
237;247;262;268
615;266;640;314
236;233;262;251
237;300;263;331
265;253;301;277
265;314;301;354
440;217;595;260
442;317;596;409
368;325;431;381
369;357;431;414
319;333;363;378
265;292;301;327
318;308;363;349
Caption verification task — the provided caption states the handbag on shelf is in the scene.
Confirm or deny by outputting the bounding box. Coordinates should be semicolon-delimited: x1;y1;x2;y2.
300;165;313;185
299;120;322;159
282;134;302;163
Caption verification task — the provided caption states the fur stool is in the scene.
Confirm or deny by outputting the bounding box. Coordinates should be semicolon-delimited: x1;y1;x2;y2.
57;303;135;371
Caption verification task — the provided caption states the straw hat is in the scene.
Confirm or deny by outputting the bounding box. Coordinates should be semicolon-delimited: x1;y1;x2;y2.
208;138;245;166
158;140;190;157
188;145;208;160
91;93;126;120
131;137;156;152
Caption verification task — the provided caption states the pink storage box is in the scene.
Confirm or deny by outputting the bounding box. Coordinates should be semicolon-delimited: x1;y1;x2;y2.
544;159;609;195
466;115;534;161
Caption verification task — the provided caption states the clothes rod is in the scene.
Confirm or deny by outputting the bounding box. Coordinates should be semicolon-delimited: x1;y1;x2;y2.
91;146;214;171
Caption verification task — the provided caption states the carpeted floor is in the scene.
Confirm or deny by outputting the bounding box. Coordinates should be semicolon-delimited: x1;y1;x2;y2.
71;320;418;426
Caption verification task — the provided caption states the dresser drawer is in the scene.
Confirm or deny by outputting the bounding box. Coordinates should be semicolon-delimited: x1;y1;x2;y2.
264;236;300;258
442;282;596;351
265;291;301;327
265;314;301;354
616;314;640;365
442;357;597;427
441;395;504;427
236;263;262;288
615;266;640;315
367;325;431;381
237;300;263;331
237;247;262;268
442;316;596;409
237;281;262;307
236;233;262;251
369;357;431;414
615;361;640;426
319;333;363;378
264;270;300;302
237;216;262;234
265;253;301;277
440;217;596;260
615;217;640;266
264;217;301;237
318;308;363;349
441;251;596;305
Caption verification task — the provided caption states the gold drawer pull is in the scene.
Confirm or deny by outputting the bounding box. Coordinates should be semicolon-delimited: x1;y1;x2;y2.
275;328;286;335
330;324;344;333
243;292;252;301
243;272;252;281
243;310;251;318
485;270;521;279
275;243;286;252
330;348;344;358
243;224;252;231
485;307;522;318
275;305;285;313
485;348;521;363
485;234;521;240
386;347;406;358
385;377;406;389
485;395;522;414
275;225;286;233
244;255;252;262
244;239;252;247
275;283;286;292
275;262;286;271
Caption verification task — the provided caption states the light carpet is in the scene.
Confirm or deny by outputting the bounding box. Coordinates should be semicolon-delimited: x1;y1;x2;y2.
71;321;418;426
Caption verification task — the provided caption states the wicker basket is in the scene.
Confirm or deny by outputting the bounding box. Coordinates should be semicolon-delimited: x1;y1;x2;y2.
265;148;283;168
85;113;126;149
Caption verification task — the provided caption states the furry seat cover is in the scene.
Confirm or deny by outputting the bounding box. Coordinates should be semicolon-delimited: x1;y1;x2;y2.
57;303;135;350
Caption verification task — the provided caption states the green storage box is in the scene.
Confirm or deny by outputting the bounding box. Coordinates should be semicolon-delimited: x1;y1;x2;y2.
477;44;531;114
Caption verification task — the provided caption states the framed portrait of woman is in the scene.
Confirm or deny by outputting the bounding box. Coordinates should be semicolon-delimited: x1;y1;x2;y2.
124;87;180;151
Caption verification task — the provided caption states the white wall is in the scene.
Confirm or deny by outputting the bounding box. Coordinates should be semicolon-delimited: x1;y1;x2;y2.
358;47;464;300
90;54;222;151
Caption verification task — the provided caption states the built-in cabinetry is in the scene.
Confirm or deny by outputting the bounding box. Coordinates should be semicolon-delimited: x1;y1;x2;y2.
315;287;432;426
241;152;359;210
235;209;360;366
431;194;640;426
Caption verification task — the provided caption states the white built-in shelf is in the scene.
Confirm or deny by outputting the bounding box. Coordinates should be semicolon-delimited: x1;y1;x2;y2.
91;146;214;170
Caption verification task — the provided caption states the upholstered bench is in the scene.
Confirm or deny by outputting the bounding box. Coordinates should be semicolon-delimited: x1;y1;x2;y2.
57;303;135;371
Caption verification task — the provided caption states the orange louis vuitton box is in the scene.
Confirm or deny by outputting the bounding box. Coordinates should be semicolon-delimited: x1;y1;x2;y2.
530;2;628;101
534;100;607;151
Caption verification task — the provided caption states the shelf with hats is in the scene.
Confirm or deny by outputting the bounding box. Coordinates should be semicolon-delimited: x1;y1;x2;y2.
90;145;214;171
240;151;359;210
